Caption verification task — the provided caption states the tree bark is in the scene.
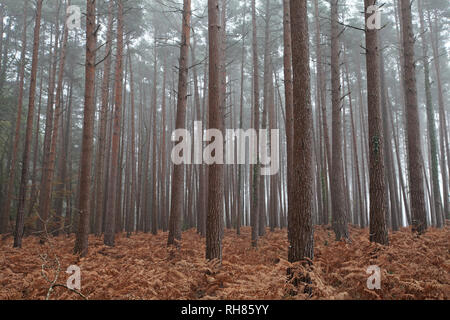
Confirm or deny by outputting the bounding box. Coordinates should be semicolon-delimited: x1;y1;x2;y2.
364;0;389;245
400;0;427;234
206;0;224;261
1;4;28;234
330;0;348;241
168;0;191;246
13;0;43;247
74;0;97;256
288;0;314;262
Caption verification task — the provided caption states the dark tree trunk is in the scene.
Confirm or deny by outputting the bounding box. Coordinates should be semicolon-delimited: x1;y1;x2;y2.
364;0;389;245
168;0;191;246
74;0;97;256
288;0;314;262
206;0;224;261
400;0;427;234
13;0;43;248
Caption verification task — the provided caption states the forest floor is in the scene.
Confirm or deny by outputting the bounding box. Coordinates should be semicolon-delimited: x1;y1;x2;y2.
0;224;449;300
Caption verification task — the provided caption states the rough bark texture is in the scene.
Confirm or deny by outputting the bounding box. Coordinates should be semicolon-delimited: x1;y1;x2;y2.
330;0;348;241
103;0;123;246
364;0;389;245
205;0;224;261
288;0;314;262
400;0;427;234
168;0;191;246
74;0;96;256
13;0;43;248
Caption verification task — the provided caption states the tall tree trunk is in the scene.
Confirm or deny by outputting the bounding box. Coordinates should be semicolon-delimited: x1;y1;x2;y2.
103;0;123;246
13;0;43;248
330;0;348;240
206;0;224;261
127;50;138;236
250;0;260;247
379;53;400;231
343;54;364;229
400;0;427;234
314;0;331;226
364;0;389;245
160;57;168;232
1;4;28;234
191;34;204;235
150;48;158;235
45;1;70;236
427;8;450;221
288;0;314;262
74;0;97;256
236;2;247;235
94;0;113;236
38;4;60;232
167;0;191;246
417;0;443;227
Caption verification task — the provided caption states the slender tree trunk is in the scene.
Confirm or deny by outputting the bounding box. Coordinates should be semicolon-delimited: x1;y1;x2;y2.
427;8;450;221
364;0;389;245
45;2;70;236
400;0;427;234
150;48;158;235
417;0;443;227
343;54;364;229
236;2;247;236
250;0;260;248
103;0;123;245
330;0;348;240
13;0;43;248
206;0;224;261
94;0;113;236
168;0;191;246
160;57;168;232
127;50;138;236
74;0;97;256
379;53;400;231
314;0;331;226
1;5;28;234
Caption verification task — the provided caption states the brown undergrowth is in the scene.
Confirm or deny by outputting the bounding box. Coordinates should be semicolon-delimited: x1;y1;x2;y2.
0;225;448;300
